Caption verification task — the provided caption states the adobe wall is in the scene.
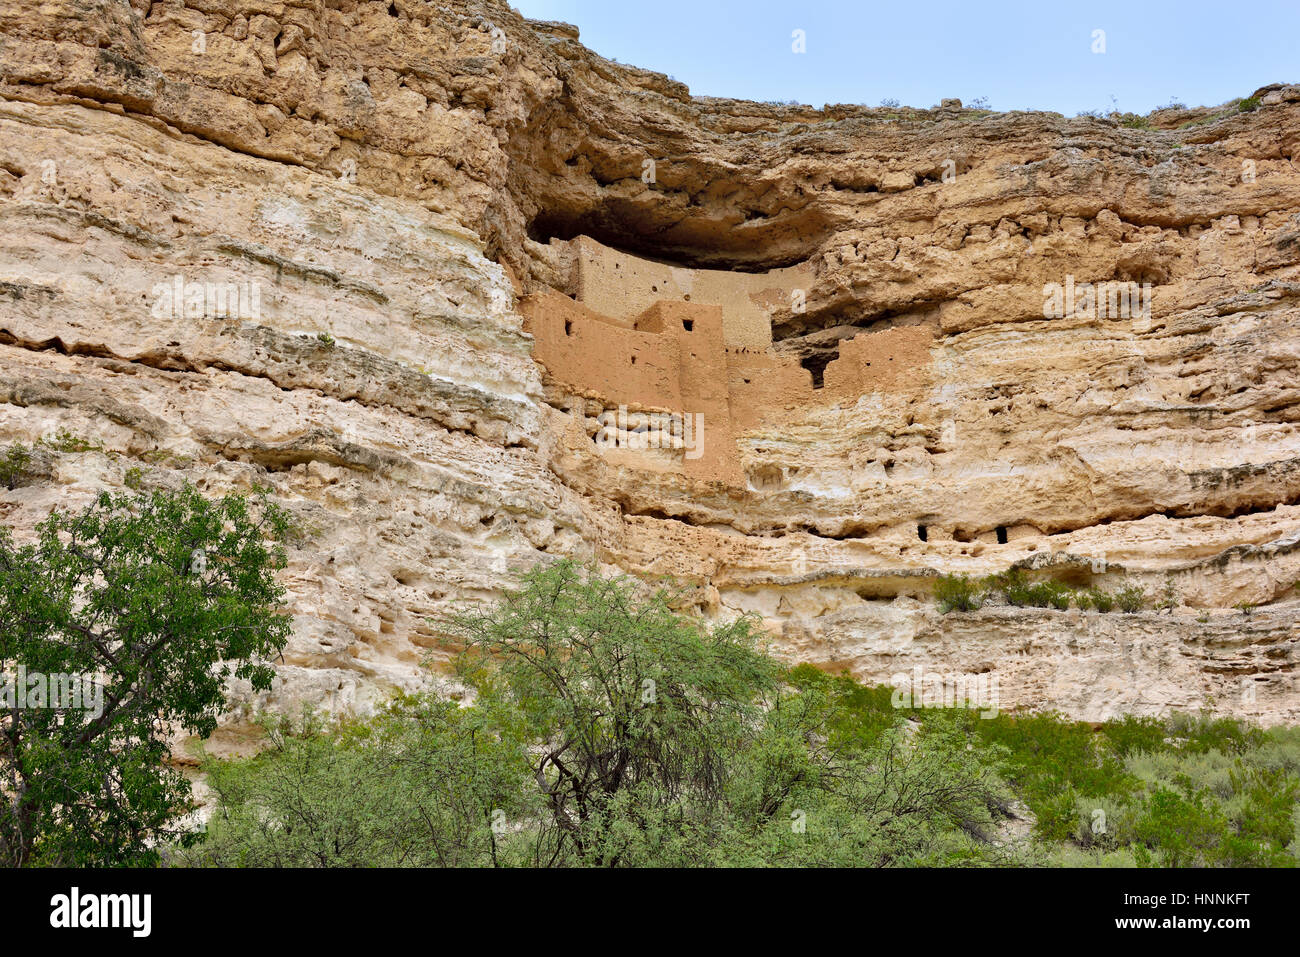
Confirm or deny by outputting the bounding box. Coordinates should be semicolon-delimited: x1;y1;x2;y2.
727;352;812;431
521;291;743;485
823;326;936;396
521;290;682;409
522;238;935;488
572;235;813;350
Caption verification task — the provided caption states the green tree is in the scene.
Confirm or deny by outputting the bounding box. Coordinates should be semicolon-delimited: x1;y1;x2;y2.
0;484;293;866
452;559;781;866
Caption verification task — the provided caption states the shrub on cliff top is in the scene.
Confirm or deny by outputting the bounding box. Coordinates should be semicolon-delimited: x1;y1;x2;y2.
0;442;31;490
1075;586;1116;612
934;573;985;612
1005;578;1074;610
1115;584;1147;613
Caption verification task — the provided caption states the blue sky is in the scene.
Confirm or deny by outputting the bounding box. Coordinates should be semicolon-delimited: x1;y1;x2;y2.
509;0;1299;116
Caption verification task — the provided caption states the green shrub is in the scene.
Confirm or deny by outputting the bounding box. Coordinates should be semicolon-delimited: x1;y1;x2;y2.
39;428;101;454
1238;96;1261;113
1036;786;1083;842
1133;784;1231;867
1043;844;1141;867
1046;581;1075;610
1005;578;1074;609
188;703;531;868
786;664;898;749
1115;584;1146;613
1083;587;1115;612
1167;712;1266;756
973;711;1137;826
982;567;1027;594
1101;715;1170;757
1003;577;1039;607
1230;764;1299;851
1155;576;1180;612
934;573;984;613
0;442;31;490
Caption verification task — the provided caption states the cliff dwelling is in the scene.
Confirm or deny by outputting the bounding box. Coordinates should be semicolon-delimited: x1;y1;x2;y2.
521;236;935;486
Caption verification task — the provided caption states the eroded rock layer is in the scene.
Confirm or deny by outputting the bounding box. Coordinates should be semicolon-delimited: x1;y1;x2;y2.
2;0;1299;736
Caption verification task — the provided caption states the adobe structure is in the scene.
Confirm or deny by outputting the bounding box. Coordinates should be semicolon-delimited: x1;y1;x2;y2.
521;236;935;486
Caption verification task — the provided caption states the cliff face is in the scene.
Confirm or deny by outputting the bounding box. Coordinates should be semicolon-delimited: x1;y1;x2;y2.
2;0;1300;739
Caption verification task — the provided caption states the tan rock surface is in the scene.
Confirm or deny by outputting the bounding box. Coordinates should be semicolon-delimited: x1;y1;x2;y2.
1;1;1299;739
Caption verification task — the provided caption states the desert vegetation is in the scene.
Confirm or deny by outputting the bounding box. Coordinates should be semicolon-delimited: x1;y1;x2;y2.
182;562;1299;868
934;568;1156;615
3;491;1296;868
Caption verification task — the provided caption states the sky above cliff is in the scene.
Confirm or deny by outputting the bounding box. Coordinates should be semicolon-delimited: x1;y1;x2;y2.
509;0;1299;116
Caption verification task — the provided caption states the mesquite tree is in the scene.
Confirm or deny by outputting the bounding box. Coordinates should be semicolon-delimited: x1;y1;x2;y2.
453;559;781;865
0;484;293;866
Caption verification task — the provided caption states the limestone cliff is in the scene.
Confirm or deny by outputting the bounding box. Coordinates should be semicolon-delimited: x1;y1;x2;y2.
2;0;1299;740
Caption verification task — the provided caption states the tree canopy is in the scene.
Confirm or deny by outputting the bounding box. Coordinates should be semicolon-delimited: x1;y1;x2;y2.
0;484;294;866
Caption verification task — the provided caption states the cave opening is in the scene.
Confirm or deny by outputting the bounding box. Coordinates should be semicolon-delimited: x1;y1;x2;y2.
524;209;816;273
917;525;928;542
996;526;1008;544
801;351;836;390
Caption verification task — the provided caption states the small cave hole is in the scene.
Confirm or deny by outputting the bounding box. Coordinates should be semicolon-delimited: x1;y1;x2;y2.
800;352;835;390
564;319;573;336
917;525;928;542
682;319;694;332
996;526;1008;544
